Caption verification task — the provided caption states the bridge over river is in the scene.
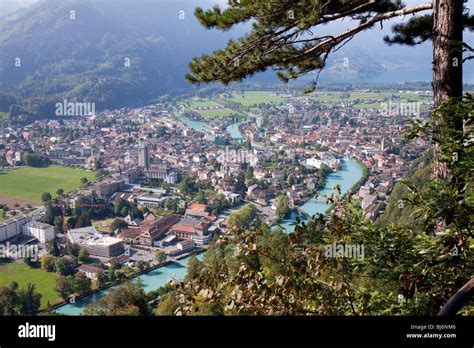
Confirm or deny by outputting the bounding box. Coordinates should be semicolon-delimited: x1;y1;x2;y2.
275;158;364;233
293;206;312;220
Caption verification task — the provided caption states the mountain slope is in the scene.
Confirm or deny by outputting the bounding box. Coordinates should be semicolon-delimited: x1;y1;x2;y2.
376;153;432;229
0;0;241;120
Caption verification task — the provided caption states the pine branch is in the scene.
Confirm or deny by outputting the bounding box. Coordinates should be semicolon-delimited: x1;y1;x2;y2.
186;2;432;84
292;3;433;60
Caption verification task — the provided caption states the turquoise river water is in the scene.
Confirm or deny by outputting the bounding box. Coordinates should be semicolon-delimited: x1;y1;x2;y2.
54;114;363;315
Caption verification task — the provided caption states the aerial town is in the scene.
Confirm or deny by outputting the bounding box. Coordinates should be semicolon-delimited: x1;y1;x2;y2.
0;88;432;312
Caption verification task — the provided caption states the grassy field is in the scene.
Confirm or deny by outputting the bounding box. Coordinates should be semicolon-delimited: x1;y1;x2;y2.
183;100;237;118
0;111;9;121
196;108;237;118
223;91;289;106
0;165;96;205
0;262;60;308
188;100;222;109
92;218;115;234
308;91;432;113
0;209;3;222
310;91;432;103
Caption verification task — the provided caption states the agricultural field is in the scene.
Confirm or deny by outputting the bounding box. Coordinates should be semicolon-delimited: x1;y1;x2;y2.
0;262;60;308
182;99;238;118
195;108;237;118
222;91;289;106
0;165;96;206
187;100;222;109
309;90;432;113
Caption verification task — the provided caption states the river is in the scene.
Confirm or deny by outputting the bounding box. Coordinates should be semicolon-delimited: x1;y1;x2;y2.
275;158;364;233
54;255;201;315
175;111;262;141
54;115;362;315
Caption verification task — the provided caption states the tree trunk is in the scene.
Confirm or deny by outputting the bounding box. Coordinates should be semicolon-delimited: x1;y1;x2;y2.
432;0;464;179
432;0;464;105
438;278;474;315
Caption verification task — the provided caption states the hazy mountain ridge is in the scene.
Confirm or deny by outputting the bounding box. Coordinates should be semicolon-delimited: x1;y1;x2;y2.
0;0;445;121
0;0;237;120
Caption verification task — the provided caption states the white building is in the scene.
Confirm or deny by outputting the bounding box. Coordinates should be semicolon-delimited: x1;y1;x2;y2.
0;210;44;242
136;193;168;209
165;171;179;184
220;191;242;205
22;221;55;243
306;157;340;169
177;239;195;252
78;265;101;280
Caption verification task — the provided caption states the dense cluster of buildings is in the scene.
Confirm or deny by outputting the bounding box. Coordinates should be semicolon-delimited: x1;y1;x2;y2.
0;209;45;242
0;89;432;261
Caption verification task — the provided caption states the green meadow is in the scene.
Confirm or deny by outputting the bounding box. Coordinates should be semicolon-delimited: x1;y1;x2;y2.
0;165;95;204
196;108;238;118
308;91;432;113
0;262;60;308
188;100;222;109
223;91;289;106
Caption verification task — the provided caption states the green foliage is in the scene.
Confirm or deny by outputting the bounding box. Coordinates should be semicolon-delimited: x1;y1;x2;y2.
110;218;127;233
155;251;166;263
156;293;179;316
74;272;92;296
185;1;464;85
23;152;50;167
46;240;60;257
384;6;474;46
95;270;107;289
178;177;196;196
40;255;56;272
227;204;260;230
16;283;42;316
275;195;291;220
84;282;152;316
163;95;474;316
206;194;231;214
377;154;432;229
54;276;75;302
54;257;76;276
114;197;142;219
0;286;18;315
184;255;204;283
41;192;52;203
78;249;89;263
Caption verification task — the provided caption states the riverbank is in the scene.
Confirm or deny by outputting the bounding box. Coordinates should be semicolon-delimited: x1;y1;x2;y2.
52;250;206;315
175;110;260;142
273;158;365;233
323;158;369;214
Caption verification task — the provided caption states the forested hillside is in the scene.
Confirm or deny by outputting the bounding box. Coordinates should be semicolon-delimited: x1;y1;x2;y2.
376;153;432;228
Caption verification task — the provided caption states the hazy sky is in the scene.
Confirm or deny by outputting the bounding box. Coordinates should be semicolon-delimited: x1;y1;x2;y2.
1;0;472;81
